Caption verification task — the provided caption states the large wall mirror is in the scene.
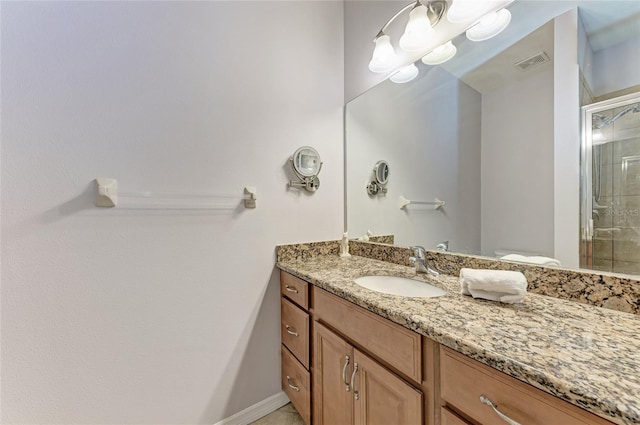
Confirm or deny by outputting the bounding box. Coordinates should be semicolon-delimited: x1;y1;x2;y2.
346;0;640;276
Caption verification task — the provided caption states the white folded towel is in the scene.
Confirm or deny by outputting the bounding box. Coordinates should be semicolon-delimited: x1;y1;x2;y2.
500;254;561;267
460;268;528;304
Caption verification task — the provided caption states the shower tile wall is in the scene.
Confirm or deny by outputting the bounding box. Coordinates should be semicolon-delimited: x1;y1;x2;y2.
593;104;640;274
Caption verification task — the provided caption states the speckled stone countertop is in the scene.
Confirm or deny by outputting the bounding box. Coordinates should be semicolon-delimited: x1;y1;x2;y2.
276;254;640;425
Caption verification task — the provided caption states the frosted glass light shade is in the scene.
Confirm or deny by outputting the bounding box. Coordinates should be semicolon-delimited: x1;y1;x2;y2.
422;41;457;65
447;0;488;23
368;34;397;73
399;5;436;52
466;9;511;41
390;64;419;84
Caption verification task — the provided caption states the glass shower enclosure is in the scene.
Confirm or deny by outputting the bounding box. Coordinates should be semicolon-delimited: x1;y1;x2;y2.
581;92;640;274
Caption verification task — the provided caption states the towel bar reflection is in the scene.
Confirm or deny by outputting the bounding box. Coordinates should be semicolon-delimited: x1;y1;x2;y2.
95;178;257;210
398;195;445;210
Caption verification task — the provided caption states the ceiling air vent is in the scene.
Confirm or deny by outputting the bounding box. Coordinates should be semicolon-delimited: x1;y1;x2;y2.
514;51;550;72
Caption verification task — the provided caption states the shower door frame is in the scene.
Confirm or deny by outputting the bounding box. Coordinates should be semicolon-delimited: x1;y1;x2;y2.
580;92;640;270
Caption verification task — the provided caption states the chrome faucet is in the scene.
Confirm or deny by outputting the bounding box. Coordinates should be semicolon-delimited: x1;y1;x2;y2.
436;241;449;252
409;246;440;276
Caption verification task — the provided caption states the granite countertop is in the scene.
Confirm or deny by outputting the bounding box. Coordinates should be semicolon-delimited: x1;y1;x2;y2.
276;254;640;425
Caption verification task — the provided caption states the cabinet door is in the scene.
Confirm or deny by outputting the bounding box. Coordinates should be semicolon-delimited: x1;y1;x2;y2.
314;322;354;425
353;349;423;425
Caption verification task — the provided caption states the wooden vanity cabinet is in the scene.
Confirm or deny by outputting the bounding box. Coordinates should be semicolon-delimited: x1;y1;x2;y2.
313;286;423;425
280;272;311;425
313;321;354;425
353;345;423;425
440;407;471;425
280;270;614;425
313;285;422;384
439;347;613;425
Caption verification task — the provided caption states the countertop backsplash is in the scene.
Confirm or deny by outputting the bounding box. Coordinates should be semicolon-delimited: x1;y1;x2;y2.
276;239;639;314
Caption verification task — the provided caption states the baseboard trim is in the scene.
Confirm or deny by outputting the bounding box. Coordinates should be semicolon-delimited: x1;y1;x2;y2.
213;392;290;425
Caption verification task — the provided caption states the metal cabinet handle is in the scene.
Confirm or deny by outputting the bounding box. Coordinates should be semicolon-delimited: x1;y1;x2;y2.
480;395;521;425
351;362;359;400
285;325;298;337
285;285;299;294
342;355;351;392
286;376;300;392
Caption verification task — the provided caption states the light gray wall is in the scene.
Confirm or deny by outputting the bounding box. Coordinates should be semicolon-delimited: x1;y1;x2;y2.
346;66;481;253
578;13;595;97
1;1;343;423
481;68;555;258
593;34;640;97
554;8;581;268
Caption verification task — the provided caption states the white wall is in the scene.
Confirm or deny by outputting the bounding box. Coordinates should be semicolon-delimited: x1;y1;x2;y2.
346;66;481;253
578;13;595;98
592;34;640;97
481;68;555;257
554;8;581;268
0;2;344;424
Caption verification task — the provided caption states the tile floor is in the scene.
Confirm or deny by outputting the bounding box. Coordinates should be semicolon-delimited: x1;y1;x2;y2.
250;403;304;425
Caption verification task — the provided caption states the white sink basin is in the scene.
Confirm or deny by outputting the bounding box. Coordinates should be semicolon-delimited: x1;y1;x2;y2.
353;275;446;298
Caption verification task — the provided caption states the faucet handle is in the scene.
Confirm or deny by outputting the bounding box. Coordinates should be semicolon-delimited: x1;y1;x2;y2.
409;246;426;258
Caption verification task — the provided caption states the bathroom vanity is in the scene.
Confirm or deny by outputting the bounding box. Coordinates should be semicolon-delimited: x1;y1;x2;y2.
276;244;640;425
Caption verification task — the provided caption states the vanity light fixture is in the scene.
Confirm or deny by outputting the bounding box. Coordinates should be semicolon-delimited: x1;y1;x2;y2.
288;146;323;192
368;35;397;73
390;64;420;84
445;0;512;41
369;0;514;83
446;0;487;23
399;3;438;52
465;8;512;41
368;0;446;74
422;40;457;65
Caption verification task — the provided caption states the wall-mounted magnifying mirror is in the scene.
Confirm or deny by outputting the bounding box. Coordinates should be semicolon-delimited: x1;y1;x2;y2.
289;146;323;192
367;160;390;195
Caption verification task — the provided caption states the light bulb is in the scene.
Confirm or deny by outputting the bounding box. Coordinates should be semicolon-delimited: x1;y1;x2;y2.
390;64;419;84
466;9;511;41
399;5;435;52
368;34;397;73
447;0;488;23
592;128;606;145
422;41;457;65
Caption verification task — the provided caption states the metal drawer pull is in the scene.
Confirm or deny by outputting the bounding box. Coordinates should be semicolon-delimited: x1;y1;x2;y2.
342;355;351;392
285;325;298;337
351;362;359;400
285;285;299;294
480;395;521;425
286;376;300;392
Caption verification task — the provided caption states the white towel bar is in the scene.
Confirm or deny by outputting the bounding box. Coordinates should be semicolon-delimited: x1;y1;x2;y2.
95;178;257;210
398;195;445;210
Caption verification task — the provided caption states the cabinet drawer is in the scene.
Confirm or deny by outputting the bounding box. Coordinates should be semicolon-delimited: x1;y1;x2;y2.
313;286;421;384
281;297;310;369
440;347;613;425
282;345;311;425
280;272;309;309
441;407;471;425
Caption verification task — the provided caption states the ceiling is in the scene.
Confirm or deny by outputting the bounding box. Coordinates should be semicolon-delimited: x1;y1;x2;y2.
578;1;640;51
460;20;554;94
441;0;639;93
